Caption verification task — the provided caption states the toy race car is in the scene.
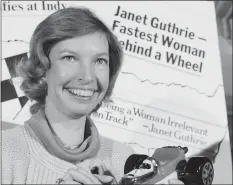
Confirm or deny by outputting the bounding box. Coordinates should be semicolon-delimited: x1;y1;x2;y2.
120;146;214;185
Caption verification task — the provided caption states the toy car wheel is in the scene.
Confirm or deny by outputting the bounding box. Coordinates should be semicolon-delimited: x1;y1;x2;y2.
185;157;214;185
124;154;149;174
201;161;214;185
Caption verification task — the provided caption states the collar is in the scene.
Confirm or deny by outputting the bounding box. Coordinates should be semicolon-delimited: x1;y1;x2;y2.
24;109;100;164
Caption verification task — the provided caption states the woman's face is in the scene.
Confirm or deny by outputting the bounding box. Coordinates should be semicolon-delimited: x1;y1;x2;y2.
45;31;110;118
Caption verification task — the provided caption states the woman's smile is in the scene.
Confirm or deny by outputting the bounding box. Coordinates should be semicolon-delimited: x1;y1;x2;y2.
67;88;94;97
64;87;96;100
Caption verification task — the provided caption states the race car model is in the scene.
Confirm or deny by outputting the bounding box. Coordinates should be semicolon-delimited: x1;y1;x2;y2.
120;146;214;185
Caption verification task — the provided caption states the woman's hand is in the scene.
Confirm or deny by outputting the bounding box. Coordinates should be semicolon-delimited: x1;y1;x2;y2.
59;167;115;184
61;167;102;184
93;174;115;184
91;163;118;184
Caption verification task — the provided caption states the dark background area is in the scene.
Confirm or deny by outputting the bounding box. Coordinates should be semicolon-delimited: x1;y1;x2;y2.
214;1;232;158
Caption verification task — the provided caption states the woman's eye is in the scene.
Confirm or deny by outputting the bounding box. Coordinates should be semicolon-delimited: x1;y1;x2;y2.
62;56;75;62
95;58;108;65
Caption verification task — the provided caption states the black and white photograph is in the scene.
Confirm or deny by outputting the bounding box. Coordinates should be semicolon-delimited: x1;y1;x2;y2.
1;1;232;184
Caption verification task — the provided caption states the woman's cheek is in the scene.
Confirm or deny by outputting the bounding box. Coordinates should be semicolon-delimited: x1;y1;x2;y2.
98;70;110;90
53;64;76;84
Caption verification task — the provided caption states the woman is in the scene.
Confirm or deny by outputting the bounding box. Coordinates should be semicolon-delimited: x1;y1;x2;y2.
2;7;133;184
2;6;183;185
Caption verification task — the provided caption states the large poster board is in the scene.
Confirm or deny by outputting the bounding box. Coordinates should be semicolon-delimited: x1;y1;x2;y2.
1;1;232;184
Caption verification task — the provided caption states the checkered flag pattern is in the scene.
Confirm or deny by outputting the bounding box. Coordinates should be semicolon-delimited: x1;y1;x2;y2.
1;53;29;121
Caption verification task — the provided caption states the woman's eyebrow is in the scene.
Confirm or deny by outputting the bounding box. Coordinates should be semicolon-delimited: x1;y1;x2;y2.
95;52;109;57
58;49;77;55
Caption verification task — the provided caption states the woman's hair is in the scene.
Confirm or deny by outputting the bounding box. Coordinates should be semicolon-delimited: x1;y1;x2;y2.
17;7;123;114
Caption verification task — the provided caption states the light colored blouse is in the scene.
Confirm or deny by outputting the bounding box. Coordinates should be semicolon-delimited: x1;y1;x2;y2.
2;126;133;184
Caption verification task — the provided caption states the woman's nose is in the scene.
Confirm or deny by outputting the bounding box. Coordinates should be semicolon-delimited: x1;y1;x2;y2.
76;62;94;83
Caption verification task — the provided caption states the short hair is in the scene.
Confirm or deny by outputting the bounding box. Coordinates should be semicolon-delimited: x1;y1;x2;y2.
17;7;123;114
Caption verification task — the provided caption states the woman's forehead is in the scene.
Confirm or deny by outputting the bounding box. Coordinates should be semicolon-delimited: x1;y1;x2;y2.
50;32;109;56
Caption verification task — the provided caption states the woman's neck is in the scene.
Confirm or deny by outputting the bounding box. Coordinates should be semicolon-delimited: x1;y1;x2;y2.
44;98;86;148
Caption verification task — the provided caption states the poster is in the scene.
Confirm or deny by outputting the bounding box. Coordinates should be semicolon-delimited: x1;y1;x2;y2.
1;1;232;184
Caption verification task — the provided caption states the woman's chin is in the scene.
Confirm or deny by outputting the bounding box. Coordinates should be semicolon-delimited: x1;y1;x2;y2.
58;89;103;117
65;106;94;118
61;100;98;117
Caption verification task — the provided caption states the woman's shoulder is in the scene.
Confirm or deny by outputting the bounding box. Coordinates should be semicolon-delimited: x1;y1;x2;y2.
2;124;25;139
2;124;29;153
2;124;31;184
98;136;134;165
99;135;134;155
